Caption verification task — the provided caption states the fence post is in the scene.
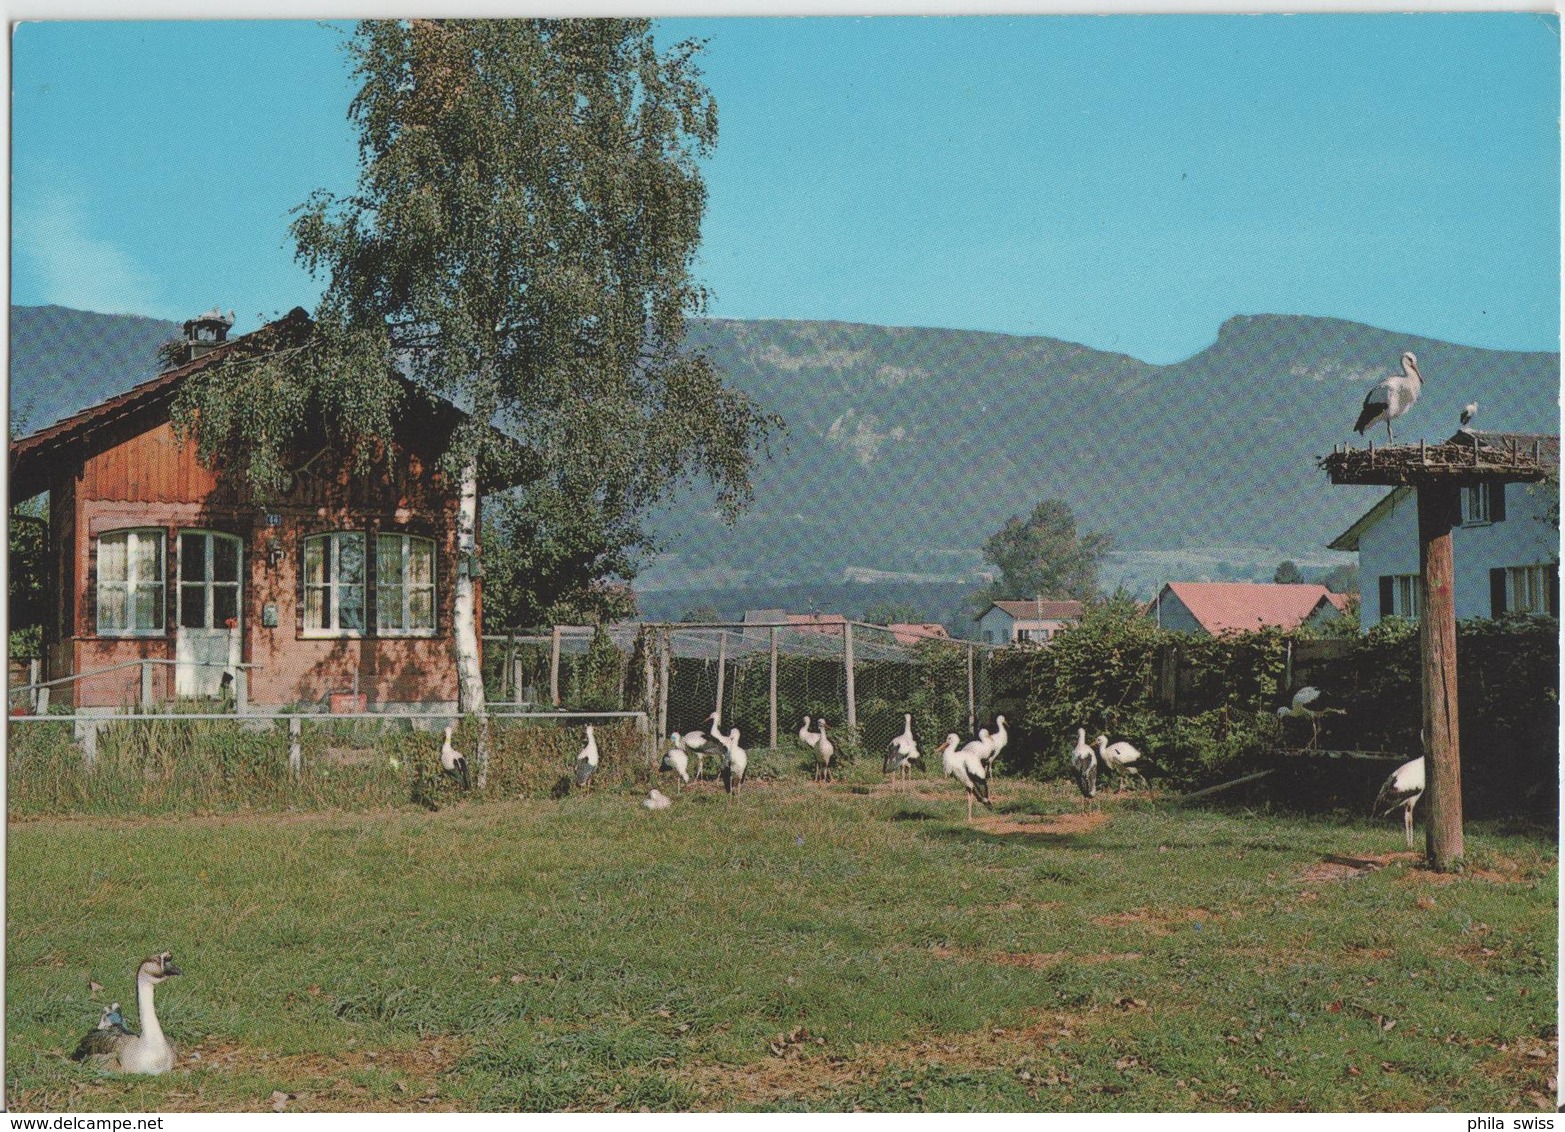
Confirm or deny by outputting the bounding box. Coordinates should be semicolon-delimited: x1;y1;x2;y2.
289;716;302;777
844;622;857;730
769;625;779;751
36;686;49;715
82;721;98;769
966;643;976;735
549;625;562;706
140;661;153;711
504;632;517;701
656;628;670;743
235;668;248;714
29;659;40;713
714;629;728;722
643;628;658;763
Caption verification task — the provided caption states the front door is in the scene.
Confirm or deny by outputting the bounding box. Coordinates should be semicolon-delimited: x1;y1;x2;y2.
176;531;242;698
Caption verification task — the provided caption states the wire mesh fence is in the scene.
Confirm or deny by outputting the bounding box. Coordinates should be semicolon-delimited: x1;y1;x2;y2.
483;621;1006;762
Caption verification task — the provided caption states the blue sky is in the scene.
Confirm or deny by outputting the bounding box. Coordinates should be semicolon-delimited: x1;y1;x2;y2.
11;14;1560;364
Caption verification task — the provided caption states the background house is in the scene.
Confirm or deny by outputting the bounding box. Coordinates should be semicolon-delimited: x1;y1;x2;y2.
1146;581;1346;636
1328;432;1559;629
975;599;1083;645
9;308;510;713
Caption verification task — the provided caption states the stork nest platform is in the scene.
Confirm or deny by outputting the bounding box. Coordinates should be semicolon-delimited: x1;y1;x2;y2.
1319;432;1555;486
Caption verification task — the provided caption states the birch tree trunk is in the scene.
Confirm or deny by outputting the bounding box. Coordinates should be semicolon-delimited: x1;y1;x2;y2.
454;459;491;786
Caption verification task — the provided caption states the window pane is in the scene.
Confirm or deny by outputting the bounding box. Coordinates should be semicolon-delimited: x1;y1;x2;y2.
410;588;434;630
181;584;207;628
99;534;127;585
133;533;164;585
133;584;164;631
379;584;405;631
337;534;365;584
182;534;208;583
338;584;365;632
213;537;239;582
377;535;403;585
305;586;326;630
408;539;434;585
304;538;326;585
214;585;238;625
99;585;127;632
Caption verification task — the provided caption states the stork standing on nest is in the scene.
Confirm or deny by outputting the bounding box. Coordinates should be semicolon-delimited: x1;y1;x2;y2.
1070;728;1098;814
1373;755;1425;848
1460;400;1479;428
936;732;992;823
885;713;920;785
1353;351;1423;442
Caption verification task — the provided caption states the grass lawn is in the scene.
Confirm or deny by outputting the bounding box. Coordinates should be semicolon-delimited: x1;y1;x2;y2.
6;765;1557;1112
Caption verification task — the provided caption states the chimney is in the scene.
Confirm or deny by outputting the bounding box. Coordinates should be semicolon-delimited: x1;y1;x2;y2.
181;307;236;363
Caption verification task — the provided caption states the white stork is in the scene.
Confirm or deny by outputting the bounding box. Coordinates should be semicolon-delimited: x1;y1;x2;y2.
679;712;718;765
1092;734;1144;792
936;732;992;823
574;724;599;789
815;719;835;783
1353;351;1423;442
1276;686;1344;748
1070;727;1098;814
716;723;747;796
885;713;920;785
642;788;672;811
440;724;470;791
798;715;820;753
984;714;1009;777
661;733;690;790
1373;755;1425;847
1460;400;1479;428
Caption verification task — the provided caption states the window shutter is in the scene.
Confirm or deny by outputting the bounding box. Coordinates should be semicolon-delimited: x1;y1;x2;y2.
1490;568;1507;617
1550;567;1559;618
1379;576;1394;619
1491;482;1506;523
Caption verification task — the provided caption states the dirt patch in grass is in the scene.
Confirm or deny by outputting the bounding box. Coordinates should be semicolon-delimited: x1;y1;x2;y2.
1090;907;1222;935
28;1037;471;1113
970;812;1109;838
928;945;1142;970
1478;1035;1558;1111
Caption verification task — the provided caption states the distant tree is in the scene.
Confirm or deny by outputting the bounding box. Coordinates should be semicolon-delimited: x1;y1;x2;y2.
681;605;721;623
1321;563;1360;595
864;600;922;625
975;499;1111;608
1273;560;1304;585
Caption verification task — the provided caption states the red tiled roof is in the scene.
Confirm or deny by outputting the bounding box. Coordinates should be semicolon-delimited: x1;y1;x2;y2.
984;599;1084;622
1158;582;1336;635
885;622;950;646
787;613;846;636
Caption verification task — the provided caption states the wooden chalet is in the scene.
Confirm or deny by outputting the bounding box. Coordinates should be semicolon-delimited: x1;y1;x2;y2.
9;308;510;713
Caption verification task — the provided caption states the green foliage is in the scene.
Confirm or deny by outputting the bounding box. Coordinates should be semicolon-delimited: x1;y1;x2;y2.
1272;560;1303;585
974;499;1111;609
863;601;922;625
9;506;48;657
1320;562;1359;594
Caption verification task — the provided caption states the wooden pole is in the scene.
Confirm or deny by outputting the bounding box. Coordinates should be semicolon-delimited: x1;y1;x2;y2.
549;625;562;706
966;644;976;735
289;715;302;778
656;629;670;744
643;629;657;763
844;622;857;730
714;630;727;723
769;626;779;751
1417;484;1464;870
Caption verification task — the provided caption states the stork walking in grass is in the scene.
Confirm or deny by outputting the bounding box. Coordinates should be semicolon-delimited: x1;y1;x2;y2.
936;732;992;823
815;719;836;783
1353;351;1423;442
440;724;471;791
1071;728;1098;814
977;714;1009;779
798;715;820;754
574;724;599;790
1093;734;1145;792
715;723;747;796
885;713;920;785
661;734;690;790
679;713;718;775
1373;755;1425;848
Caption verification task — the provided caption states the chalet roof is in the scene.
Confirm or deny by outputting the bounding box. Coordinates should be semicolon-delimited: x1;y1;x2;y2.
1155;582;1337;635
980;599;1085;623
9;307;525;502
1327;432;1559;552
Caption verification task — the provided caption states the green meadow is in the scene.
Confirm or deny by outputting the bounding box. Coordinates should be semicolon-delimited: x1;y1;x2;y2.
6;765;1556;1112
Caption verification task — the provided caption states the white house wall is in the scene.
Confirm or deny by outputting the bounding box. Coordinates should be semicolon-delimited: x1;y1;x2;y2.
1356;480;1559;629
1153;593;1206;634
977;607;1013;645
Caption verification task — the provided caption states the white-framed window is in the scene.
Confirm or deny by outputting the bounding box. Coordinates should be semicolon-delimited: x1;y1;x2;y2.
1507;565;1552;615
1392;575;1420;619
179;531;241;629
1462;483;1493;525
303;532;366;635
376;534;436;635
97;529;166;635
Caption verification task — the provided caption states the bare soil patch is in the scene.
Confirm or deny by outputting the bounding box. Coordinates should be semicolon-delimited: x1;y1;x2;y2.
970;811;1109;838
